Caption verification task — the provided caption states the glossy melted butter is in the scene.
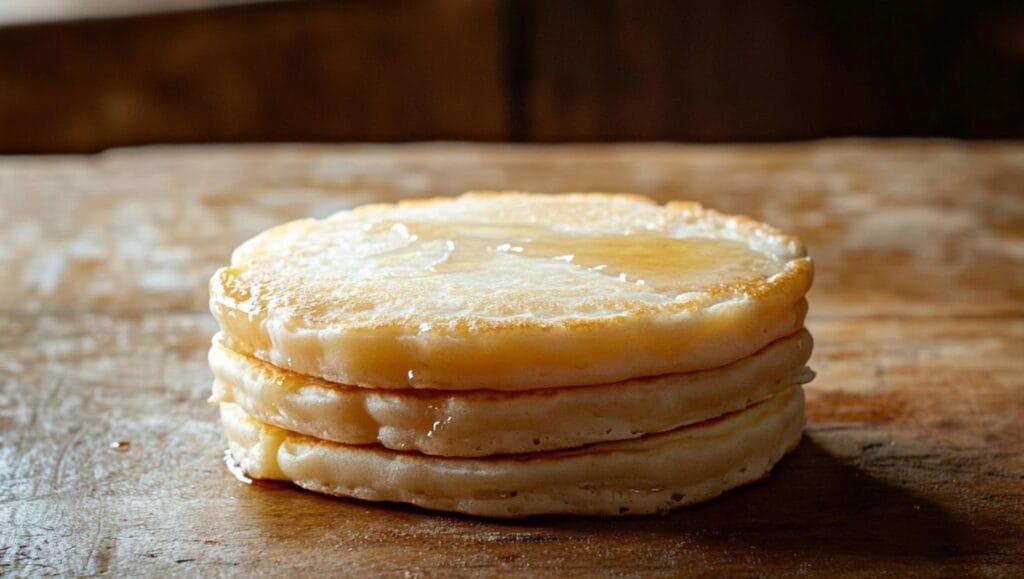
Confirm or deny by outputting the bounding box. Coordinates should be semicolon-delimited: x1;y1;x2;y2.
366;221;778;294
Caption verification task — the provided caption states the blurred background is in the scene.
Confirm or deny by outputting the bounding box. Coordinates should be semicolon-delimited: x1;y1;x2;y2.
1;0;1022;154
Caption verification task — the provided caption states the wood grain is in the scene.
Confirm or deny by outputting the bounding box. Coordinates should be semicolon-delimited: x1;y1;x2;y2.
521;1;1024;142
0;0;508;153
3;2;1021;153
1;140;1022;576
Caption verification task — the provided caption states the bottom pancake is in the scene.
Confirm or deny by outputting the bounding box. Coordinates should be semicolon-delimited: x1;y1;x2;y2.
221;385;805;518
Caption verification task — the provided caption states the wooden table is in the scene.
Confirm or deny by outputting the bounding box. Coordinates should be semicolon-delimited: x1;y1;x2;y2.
2;141;1022;576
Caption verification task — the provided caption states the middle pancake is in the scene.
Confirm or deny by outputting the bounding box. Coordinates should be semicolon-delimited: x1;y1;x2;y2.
210;329;813;457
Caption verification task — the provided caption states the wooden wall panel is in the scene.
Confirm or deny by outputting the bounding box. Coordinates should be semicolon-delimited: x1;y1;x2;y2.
0;0;1019;151
0;0;509;152
522;0;1023;142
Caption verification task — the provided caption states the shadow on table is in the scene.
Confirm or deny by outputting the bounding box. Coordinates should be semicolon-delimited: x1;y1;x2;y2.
516;435;975;563
233;435;979;569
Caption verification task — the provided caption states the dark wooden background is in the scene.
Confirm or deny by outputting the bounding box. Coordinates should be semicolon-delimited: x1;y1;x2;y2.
1;0;1022;153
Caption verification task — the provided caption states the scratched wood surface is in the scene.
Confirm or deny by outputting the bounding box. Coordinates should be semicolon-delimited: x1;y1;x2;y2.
1;141;1022;576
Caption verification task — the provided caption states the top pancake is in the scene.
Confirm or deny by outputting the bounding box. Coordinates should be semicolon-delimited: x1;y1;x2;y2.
210;192;812;390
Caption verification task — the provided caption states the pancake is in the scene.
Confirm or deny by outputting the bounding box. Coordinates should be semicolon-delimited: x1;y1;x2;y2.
221;385;805;518
210;330;814;457
210;193;813;390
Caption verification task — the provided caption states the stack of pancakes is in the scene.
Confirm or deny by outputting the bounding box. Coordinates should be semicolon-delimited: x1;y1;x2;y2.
209;193;814;517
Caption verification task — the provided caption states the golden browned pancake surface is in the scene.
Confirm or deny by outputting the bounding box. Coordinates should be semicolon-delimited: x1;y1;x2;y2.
210;193;812;390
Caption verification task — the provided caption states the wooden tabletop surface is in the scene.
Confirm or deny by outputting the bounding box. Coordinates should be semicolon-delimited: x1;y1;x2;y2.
2;141;1022;576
